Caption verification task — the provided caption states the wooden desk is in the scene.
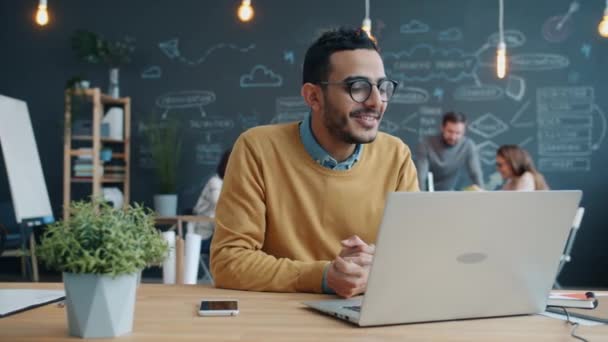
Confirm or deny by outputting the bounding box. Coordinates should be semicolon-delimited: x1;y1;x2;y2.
156;215;213;284
1;283;607;341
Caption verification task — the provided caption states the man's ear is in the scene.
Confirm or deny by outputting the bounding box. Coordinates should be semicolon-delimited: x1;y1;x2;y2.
301;83;323;112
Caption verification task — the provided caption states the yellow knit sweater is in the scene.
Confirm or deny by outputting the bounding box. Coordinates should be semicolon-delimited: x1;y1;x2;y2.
210;122;419;293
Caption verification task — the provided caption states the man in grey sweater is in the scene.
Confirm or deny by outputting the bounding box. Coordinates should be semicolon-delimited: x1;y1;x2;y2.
415;112;484;191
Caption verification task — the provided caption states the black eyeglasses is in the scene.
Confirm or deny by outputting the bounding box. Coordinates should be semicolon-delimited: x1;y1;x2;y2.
317;79;399;103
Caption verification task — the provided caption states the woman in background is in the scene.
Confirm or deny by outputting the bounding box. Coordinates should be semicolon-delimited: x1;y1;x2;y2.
496;145;549;191
189;147;232;253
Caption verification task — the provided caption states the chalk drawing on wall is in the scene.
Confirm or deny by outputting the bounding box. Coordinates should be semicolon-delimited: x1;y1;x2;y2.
158;39;255;66
272;96;308;124
437;27;463;41
284;51;295;64
509;53;570;71
539;157;591;172
383;44;478;82
417;106;443;139
141;66;161;79
400;20;430;34
453;84;504;102
592;104;607;150
240;65;283;88
238;112;261;130
505;74;526;101
477;140;501;165
155;90;216;119
195;143;224;166
519;137;534;148
433;88;444;102
189;117;235;142
379;119;400;134
537;86;594;158
510;100;535;128
391;87;430;104
581;44;592;59
399;112;418;133
542;0;580;43
487;30;527;48
468;113;509;139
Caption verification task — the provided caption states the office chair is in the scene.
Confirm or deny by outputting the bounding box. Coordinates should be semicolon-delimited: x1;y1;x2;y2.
554;207;585;289
0;201;39;281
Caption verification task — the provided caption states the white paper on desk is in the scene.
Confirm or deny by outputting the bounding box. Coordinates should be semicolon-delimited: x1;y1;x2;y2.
184;233;202;284
0;289;65;317
539;311;604;326
162;230;176;284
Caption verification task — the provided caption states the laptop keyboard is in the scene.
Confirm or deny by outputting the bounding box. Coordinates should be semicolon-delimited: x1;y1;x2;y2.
343;305;361;312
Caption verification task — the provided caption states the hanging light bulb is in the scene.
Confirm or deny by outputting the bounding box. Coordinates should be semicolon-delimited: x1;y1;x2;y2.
496;41;507;79
496;0;507;79
361;0;374;40
238;0;254;22
599;1;608;37
35;0;49;26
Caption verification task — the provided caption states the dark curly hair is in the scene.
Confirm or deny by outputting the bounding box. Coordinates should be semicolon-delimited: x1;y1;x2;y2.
302;27;378;85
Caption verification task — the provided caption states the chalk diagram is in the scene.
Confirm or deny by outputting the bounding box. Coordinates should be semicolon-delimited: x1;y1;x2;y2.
158;39;255;66
141;66;161;79
155;90;216;119
271;96;309;124
189;117;235;143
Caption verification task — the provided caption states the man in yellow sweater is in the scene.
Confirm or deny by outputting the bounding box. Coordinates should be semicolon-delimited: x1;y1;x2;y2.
211;27;419;298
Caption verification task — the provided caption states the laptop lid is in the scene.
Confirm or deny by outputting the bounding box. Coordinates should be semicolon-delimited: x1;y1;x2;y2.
358;191;581;326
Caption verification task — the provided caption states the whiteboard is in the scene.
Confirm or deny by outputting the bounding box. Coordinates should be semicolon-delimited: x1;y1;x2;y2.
0;95;53;223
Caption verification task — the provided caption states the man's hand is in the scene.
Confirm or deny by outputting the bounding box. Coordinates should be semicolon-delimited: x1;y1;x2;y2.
326;235;375;298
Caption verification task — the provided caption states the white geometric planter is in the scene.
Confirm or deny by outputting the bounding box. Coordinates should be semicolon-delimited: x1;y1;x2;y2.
154;194;178;216
63;272;138;338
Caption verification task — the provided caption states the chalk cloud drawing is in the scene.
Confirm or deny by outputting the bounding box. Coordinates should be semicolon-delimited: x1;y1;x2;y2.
510;100;535;128
487;30;527;48
391;87;429;104
468;113;509;139
453;84;504;102
438;27;463;41
141;66;161;79
272;96;308;124
155;90;216;119
400;20;430;34
240;65;283;88
505;75;526;101
542;0;580;43
477;141;501;165
383;44;478;82
158;39;255;66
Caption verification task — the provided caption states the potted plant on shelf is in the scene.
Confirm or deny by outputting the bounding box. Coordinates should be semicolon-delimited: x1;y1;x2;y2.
37;199;168;338
70;29;135;98
146;118;182;216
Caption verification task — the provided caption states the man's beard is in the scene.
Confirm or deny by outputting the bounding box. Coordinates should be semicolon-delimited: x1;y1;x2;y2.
322;99;381;145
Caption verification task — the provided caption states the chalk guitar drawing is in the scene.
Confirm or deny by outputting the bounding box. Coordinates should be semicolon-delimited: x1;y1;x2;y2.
155;90;216;119
141;66;161;79
400;20;430;34
158;39;255;66
542;0;580;43
240;65;283;88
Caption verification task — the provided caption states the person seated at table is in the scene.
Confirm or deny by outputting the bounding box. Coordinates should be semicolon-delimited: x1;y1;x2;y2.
210;27;419;298
188;148;232;253
496;145;549;191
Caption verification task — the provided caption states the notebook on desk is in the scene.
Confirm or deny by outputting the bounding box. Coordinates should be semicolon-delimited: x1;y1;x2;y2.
304;191;582;326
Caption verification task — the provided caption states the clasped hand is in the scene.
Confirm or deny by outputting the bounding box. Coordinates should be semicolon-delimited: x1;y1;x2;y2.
326;235;375;298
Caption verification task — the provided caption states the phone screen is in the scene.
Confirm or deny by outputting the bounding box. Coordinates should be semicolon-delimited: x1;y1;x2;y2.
200;300;238;311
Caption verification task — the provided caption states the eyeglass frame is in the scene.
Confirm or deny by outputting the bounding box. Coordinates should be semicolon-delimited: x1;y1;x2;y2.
316;78;399;103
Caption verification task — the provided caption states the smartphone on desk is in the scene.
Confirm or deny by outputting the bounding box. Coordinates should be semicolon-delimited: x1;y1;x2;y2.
198;299;239;316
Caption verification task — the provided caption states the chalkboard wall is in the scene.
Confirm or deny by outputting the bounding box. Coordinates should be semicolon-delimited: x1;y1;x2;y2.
1;0;607;287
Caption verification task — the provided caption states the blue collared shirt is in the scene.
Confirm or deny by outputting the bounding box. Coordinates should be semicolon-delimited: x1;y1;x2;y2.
299;113;363;294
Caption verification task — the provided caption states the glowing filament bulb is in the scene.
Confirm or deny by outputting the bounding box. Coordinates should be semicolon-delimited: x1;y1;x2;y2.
238;0;254;22
496;42;507;79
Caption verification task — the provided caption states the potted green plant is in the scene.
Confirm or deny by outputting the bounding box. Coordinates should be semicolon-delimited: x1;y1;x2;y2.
37;199;168;338
146;118;182;216
71;29;135;98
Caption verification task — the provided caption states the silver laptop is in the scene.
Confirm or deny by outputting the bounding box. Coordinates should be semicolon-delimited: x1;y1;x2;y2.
304;191;582;326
